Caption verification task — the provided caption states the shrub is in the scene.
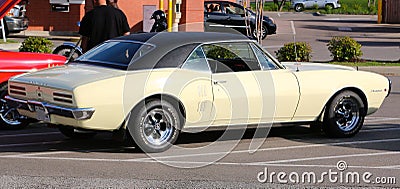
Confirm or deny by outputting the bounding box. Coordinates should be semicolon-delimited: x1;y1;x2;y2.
19;37;53;53
327;36;363;62
312;3;319;10
275;42;312;62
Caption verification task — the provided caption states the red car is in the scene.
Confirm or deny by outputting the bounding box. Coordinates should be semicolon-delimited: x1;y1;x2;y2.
0;50;66;129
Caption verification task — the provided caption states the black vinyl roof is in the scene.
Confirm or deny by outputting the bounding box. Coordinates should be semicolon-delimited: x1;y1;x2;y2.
112;32;252;71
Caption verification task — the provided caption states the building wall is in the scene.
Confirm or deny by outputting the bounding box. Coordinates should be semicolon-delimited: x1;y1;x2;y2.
25;0;236;32
26;0;84;32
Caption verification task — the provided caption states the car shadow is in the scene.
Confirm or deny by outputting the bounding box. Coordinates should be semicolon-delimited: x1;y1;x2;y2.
2;121;399;155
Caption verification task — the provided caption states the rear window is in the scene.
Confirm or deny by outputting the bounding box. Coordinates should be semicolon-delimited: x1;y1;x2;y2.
74;41;154;70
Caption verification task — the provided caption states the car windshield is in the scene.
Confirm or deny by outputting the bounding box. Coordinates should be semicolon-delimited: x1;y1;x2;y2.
74;41;154;70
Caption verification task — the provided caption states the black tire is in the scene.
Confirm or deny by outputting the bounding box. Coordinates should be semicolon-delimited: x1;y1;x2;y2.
294;4;304;12
322;91;365;138
127;99;182;153
0;84;29;130
52;45;82;61
252;25;268;40
58;125;97;139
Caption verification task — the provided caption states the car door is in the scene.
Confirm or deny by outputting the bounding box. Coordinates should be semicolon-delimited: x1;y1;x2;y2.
202;42;265;125
179;46;214;127
249;43;300;122
304;0;317;8
220;2;248;35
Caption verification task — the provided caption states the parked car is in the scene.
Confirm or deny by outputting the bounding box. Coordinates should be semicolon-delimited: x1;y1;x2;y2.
6;32;391;152
0;50;66;129
292;0;341;12
204;1;276;39
1;3;29;37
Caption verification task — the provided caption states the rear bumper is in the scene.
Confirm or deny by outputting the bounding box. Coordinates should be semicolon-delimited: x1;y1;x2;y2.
5;95;94;121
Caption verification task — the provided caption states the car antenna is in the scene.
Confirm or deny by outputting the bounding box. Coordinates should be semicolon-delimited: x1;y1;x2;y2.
292;20;300;72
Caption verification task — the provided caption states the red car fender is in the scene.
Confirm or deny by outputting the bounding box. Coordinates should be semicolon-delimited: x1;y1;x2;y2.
0;50;66;84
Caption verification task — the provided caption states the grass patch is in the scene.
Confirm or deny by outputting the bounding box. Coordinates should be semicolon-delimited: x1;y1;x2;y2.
255;0;378;15
0;39;19;44
328;61;400;67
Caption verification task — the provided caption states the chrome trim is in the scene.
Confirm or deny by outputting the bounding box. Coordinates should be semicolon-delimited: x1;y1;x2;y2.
387;78;392;97
0;69;37;73
5;95;95;120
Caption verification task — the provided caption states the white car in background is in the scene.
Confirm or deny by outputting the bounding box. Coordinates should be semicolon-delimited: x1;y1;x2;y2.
292;0;341;12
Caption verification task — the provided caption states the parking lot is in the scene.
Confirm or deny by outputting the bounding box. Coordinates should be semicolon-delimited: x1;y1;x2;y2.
1;13;399;188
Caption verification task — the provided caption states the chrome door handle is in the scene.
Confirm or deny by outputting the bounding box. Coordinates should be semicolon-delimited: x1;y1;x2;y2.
213;80;227;84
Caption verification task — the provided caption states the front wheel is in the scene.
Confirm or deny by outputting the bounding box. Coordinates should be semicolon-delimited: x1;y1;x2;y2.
322;91;365;138
127;99;182;153
0;84;29;130
53;45;82;61
252;25;268;40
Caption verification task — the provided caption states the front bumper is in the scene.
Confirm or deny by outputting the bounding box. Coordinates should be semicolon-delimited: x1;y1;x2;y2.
5;95;95;121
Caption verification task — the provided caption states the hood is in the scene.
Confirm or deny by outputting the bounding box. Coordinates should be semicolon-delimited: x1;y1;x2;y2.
10;64;126;91
282;62;356;72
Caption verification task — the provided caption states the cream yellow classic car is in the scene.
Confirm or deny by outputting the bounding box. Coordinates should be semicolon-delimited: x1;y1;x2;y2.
6;32;391;152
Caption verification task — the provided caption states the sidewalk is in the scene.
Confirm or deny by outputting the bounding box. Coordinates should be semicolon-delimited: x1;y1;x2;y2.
1;31;399;77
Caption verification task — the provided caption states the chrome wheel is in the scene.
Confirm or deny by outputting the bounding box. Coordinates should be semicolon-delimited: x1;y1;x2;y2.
0;85;29;129
142;108;174;146
323;91;365;138
334;97;360;132
128;99;182;153
0;99;25;125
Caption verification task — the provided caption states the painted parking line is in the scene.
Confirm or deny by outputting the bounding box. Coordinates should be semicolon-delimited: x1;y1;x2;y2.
258;151;400;164
1;138;400;163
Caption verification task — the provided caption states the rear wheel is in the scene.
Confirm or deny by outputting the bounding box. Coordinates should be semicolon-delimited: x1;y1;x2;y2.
0;84;29;130
58;125;97;139
127;99;182;153
322;91;365;137
294;4;304;12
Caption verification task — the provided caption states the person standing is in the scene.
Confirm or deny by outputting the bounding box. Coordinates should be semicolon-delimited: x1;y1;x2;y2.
79;0;130;53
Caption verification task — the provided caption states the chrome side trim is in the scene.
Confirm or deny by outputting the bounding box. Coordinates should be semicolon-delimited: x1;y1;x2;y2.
0;69;37;73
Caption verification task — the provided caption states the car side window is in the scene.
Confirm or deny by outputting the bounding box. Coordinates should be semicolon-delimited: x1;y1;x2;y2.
250;43;278;70
181;46;211;73
202;42;260;73
223;3;245;15
205;3;222;13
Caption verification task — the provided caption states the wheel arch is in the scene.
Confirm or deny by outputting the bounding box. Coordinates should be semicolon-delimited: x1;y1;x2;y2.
130;93;186;123
325;87;368;116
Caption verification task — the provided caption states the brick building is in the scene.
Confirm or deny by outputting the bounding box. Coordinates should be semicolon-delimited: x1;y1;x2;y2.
25;0;235;34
